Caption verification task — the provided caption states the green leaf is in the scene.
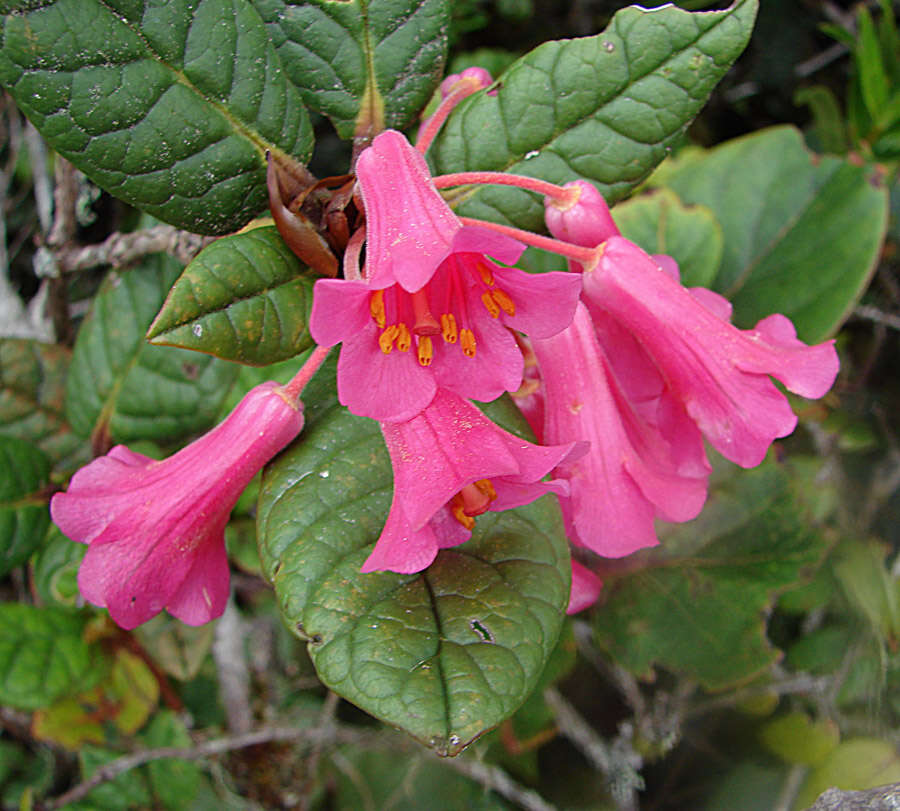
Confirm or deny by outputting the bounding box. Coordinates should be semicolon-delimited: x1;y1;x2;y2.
147;227;316;365
0;604;103;710
142;711;203;811
31;525;86;609
661;125;888;342
65;255;239;447
855;7;891;120
257;360;570;754
0;339;87;471
0;437;51;577
74;746;152;811
794;85;848;154
328;747;511;810
255;0;449;139
0;0;313;235
432;0;758;232
611;188;723;288
592;460;827;691
134;614;215;682
759;712;839;767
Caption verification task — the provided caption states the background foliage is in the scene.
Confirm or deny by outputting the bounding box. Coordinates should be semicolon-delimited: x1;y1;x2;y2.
1;0;899;809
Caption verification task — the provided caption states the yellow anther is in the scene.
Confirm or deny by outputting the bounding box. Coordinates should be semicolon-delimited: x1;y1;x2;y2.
491;288;515;316
395;322;411;352
473;479;498;501
378;324;398;354
480;291;500;318
369;290;386;328
441;313;458;344
450;495;476;530
476;261;495;286
417;336;434;367
460;329;476;358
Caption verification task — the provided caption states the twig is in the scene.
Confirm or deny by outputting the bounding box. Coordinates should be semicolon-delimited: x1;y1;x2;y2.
41;224;211;274
854;304;900;332
41;724;376;810
298;690;340;811
544;687;643;811
773;763;809;811
442;756;559;811
688;673;831;718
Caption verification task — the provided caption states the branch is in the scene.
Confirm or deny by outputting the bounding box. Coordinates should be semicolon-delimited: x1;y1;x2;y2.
41;724;377;810
442;756;559;811
544;687;643;811
38;224;211;276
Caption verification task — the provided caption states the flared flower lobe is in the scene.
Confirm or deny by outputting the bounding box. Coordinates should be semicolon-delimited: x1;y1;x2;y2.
360;389;582;574
51;383;305;630
582;237;840;468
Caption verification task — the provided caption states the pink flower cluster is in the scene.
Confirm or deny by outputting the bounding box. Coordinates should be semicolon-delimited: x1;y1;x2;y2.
51;70;839;629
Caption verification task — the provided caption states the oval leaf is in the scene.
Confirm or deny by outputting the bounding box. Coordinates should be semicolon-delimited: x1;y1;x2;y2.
257;361;570;754
661;125;889;342
592;461;828;691
0;437;51;577
611;188;724;288
0;0;313;234
257;0;448;139
65;255;239;447
0;603;103;710
0;339;87;471
431;0;758;232
147;227;316;365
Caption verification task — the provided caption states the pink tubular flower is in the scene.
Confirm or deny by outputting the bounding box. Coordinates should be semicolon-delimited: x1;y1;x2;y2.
360;388;583;574
532;304;710;559
310;130;582;422
51;382;305;630
567;559;603;614
582;237;840;468
544;180;619;259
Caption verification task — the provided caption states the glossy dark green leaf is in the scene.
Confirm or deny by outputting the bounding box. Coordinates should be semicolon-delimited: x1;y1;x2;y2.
0;339;87;471
662;126;888;342
611;188;723;288
0;436;51;577
255;0;448;139
65;255;239;447
147;227;316;365
0;0;313;234
0;603;103;710
431;0;758;232
257;360;570;754
592;460;827;691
